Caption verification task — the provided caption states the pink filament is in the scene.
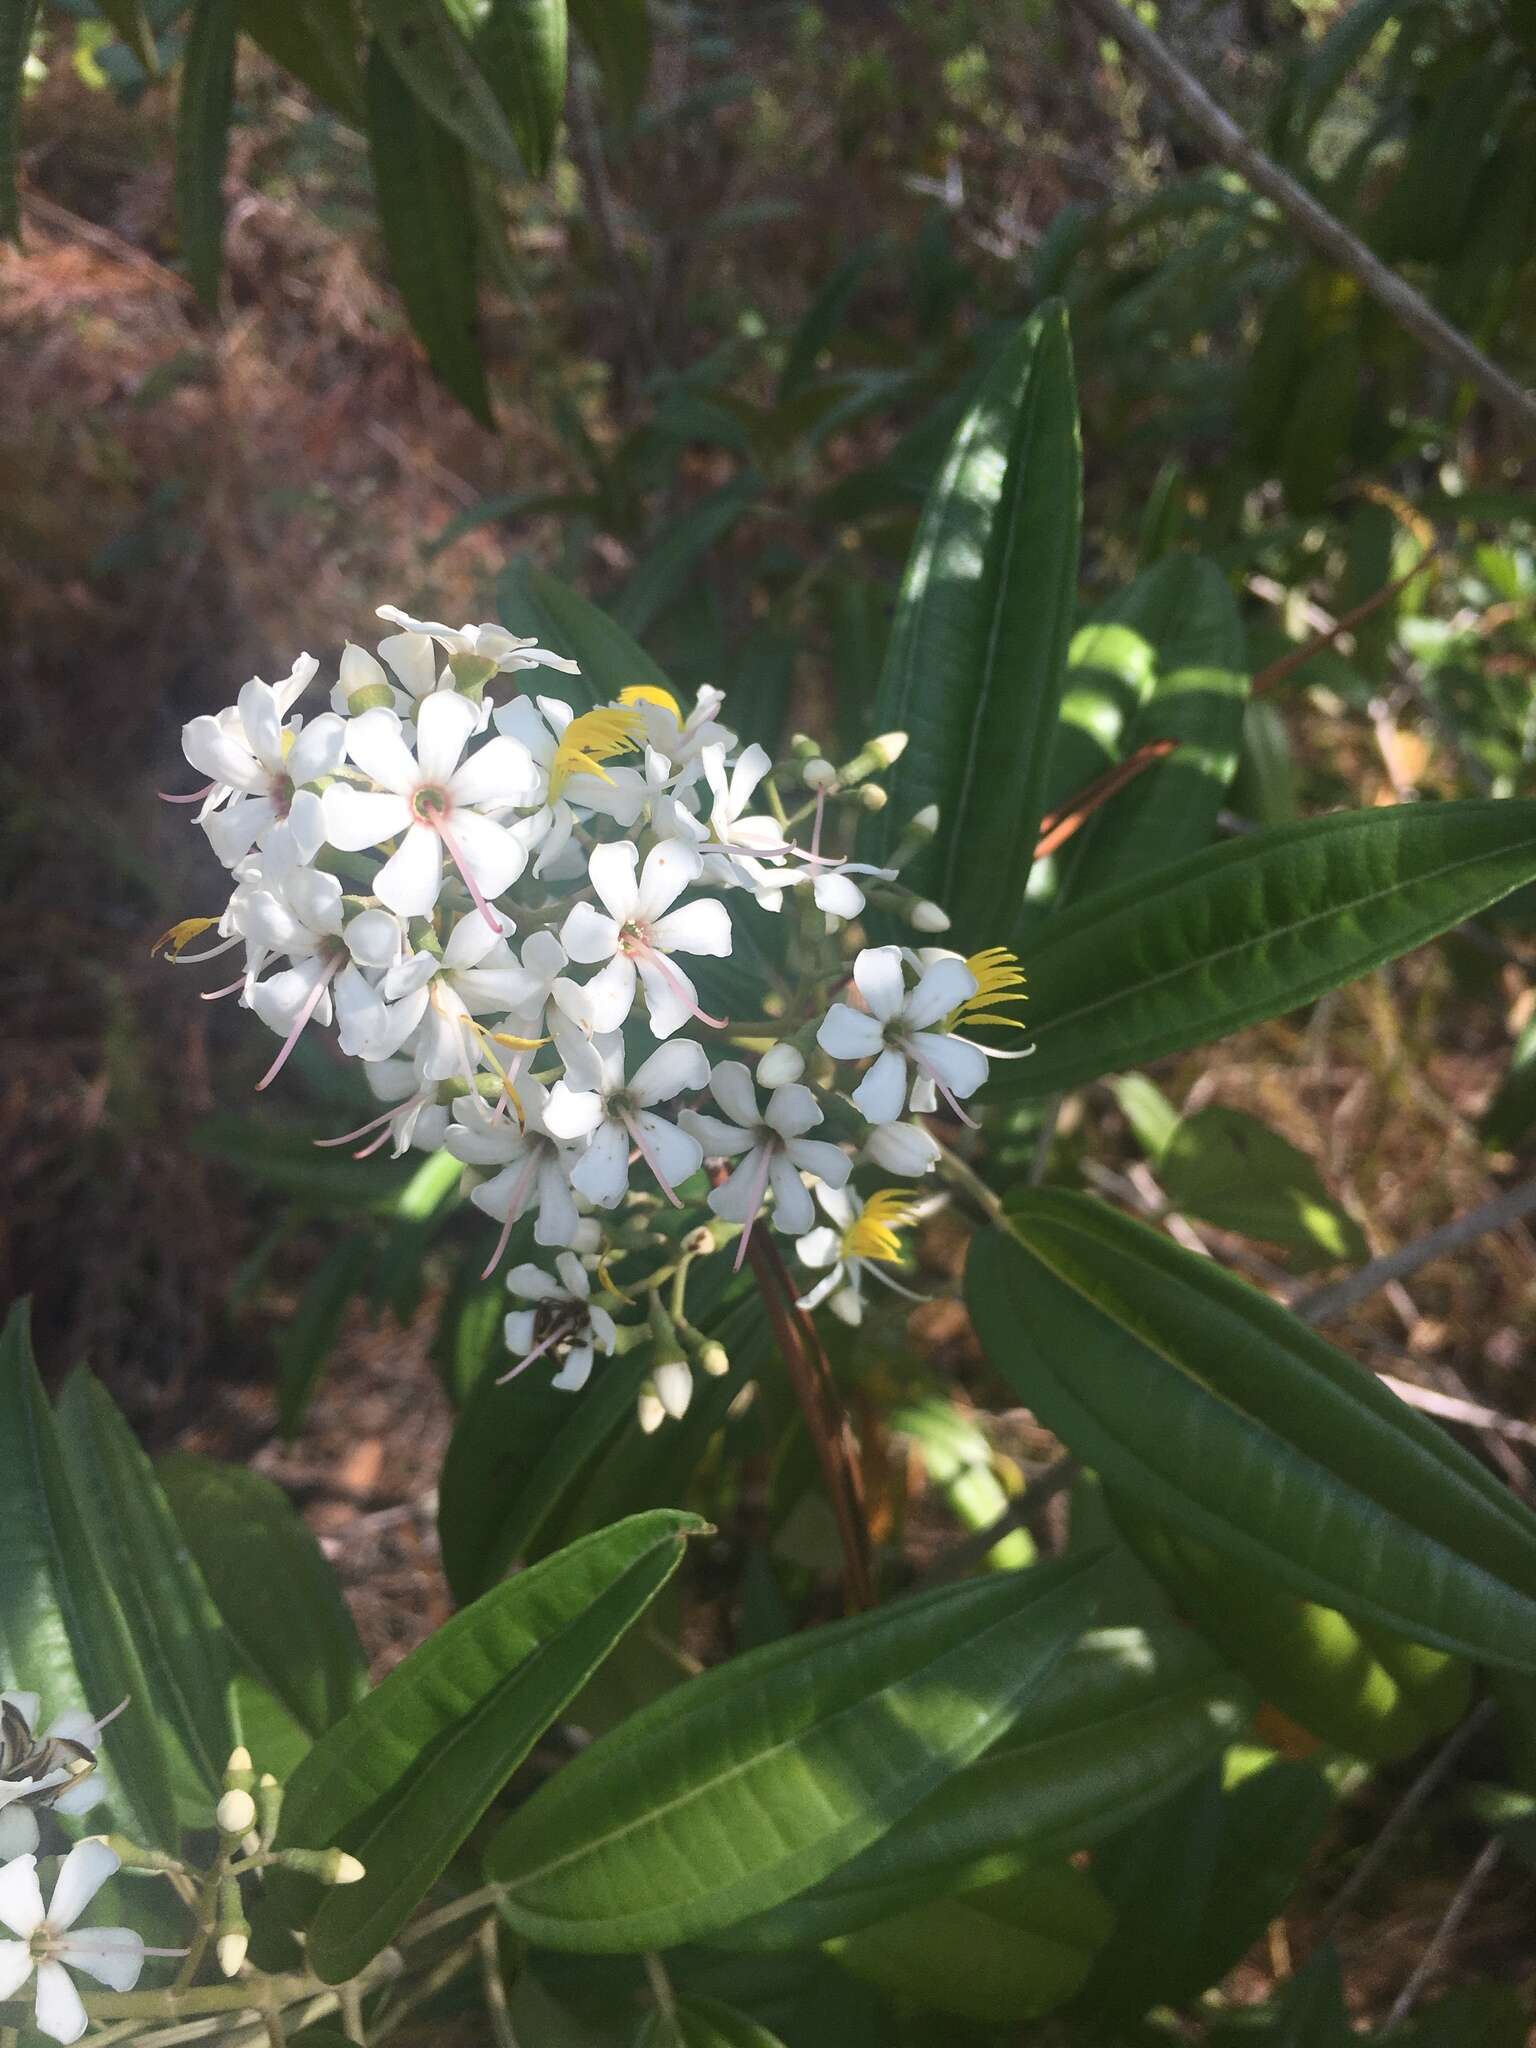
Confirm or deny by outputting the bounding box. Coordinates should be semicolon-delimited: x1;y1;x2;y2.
200;977;246;1001
481;1148;542;1278
909;1044;978;1131
497;1315;578;1386
622;1113;682;1209
731;1141;776;1271
435;815;505;935
640;943;727;1030
313;1098;424;1149
157;782;216;804
256;960;339;1092
810;787;826;863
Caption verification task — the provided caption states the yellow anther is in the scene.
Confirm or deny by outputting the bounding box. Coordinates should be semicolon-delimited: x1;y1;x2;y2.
549;706;644;799
618;684;682;719
491;1032;548;1051
950;946;1028;1032
841;1189;918;1264
152;917;219;959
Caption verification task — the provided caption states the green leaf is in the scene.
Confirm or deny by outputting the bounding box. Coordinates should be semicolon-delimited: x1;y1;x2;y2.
857;304;1082;950
1482;1012;1536;1151
826;1862;1112;2025
55;1373;235;1816
474;0;566;177
175;0;240;308
569;0;647;115
1153;1105;1367;1266
1271;1946;1352;2047
278;1235;376;1438
363;0;524;173
612;475;761;638
277;1511;703;1981
1047;554;1248;910
778;241;884;402
1000;800;1536;1099
635;1997;787;2048
721;1623;1251;1948
1110;1499;1470;1762
365;39;492;427
0;1305;179;1846
1074;1757;1333;2023
496;557;670;709
237;1;364;120
1;0;40;245
485;1554;1104;1951
967;1197;1536;1668
156;1452;368;1738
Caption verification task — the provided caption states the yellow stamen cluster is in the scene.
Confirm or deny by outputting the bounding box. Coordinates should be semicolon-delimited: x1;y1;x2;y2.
952;946;1028;1033
618;684;682;719
152;916;219;959
842;1189;918;1264
549;706;645;799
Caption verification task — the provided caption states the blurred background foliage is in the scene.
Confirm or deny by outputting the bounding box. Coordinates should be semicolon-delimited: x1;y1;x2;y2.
1;2;1535;2018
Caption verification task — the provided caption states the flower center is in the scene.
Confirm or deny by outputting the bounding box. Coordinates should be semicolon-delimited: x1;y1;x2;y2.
271;771;295;817
618;919;653;956
412;784;451;822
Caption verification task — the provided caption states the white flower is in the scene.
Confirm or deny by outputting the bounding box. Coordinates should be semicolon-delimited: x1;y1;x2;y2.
817;946;987;1125
331;633;442;719
0;1843;157;2043
481;929;567;1038
446;1078;584;1261
622;684;735;775
680;1059;850;1258
322;695;537;930
181;660;343;868
556;840;732;1039
314;1060;448;1159
490;697;648;877
861;1118;940;1177
696;742;789;893
795;1184;924;1325
375;606;579;676
345;914;535;1083
503;1252;617;1392
0;1697;112;1864
544;1036;709;1208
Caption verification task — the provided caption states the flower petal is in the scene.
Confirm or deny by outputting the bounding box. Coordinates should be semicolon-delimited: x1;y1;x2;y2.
55;1929;145;1993
560;902;622;966
796;1225;841;1271
570;1120;631;1208
850;1045;909;1124
708;1059;760;1129
767;1151;815;1236
634;1110;703;1190
47;1841;121;1933
448;735;540;809
0;1856;44;1938
444;810;526;899
541;1084;606;1143
553;956;636;1036
816;1004;883;1062
852;945;907;1021
764;1083;822;1140
0;1941;33;2001
588;840;641;924
785;1137;851;1187
630;1038;710;1107
678;1109;755;1157
909;1030;988;1099
373;823;443;917
33;1959;88;2045
651;897;732;958
635;950;698;1040
321;785;413;852
287;714;347;786
903;956;978;1030
551;1344;594;1393
379;631;439;699
415;689;479;786
237;680;283;772
344;707;419;794
637;838;703;922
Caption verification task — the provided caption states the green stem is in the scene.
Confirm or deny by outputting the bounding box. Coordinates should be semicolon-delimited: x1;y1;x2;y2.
934;1136;1003;1223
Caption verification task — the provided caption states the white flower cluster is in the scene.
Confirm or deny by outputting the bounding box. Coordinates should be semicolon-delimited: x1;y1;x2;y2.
164;606;1028;1396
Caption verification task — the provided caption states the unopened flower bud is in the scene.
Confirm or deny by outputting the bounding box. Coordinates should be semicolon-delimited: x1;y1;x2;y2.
223;1747;254;1794
909;899;950;933
757;1042;805;1086
449;651;498;697
216;1878;249;1978
697;1341;730;1378
857;783;888;811
802;757;836;791
274;1847;365;1884
681;1225;715;1257
256;1773;283;1843
839;730;910;787
346;682;395;714
653;1359;694;1420
217;1788;257;1838
863;1121;941;1176
637;1386;666;1435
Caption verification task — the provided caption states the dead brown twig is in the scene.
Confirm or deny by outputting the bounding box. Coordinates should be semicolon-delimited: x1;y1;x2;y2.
1033;738;1178;861
1250;549;1441;698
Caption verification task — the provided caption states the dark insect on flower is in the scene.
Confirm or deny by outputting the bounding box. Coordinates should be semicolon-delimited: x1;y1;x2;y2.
0;1691;107;1859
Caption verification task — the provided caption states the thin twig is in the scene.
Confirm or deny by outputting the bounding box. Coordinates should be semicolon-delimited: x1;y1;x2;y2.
1373;1370;1536;1449
478;1919;519;2048
1310;1699;1496;1948
1033;740;1177;860
1250;550;1441;698
1071;0;1536;438
1293;1177;1536;1326
1383;1836;1505;2029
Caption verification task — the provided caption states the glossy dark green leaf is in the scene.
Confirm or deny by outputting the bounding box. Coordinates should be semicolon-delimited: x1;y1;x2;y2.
365;39;492;427
1154;1105;1367;1266
569;0;648;115
238;0;364;119
1073;1758;1333;2022
635;1997;787;2048
156;1452;367;1738
1049;555;1248;909
486;1553;1104;1951
858;304;1081;950
968;1198;1536;1668
826;1862;1112;2025
1000;801;1536;1099
475;0;566;176
278;1510;703;1981
363;0;524;173
0;1306;179;1846
1110;1499;1470;1762
1;0;40;244
721;1623;1250;1948
55;1372;235;1816
175;0;239;307
496;557;669;708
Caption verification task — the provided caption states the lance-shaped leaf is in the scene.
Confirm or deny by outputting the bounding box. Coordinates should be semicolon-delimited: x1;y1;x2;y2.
56;1372;235;1818
857;304;1081;950
967;1197;1536;1669
366;40;492;427
175;0;239;307
485;1553;1104;1951
496;557;666;710
0;1306;179;1847
826;1862;1112;2026
569;0;648;116
156;1452;367;1738
474;0;566;177
0;0;39;243
364;0;524;173
276;1511;703;1980
720;1624;1251;1948
239;0;364;120
999;799;1536;1099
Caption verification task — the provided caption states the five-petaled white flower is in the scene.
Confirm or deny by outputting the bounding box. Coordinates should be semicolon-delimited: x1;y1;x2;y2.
180;659;342;868
375;606;579;677
795;1184;924;1325
544;1037;710;1208
504;1253;617;1391
556;840;732;1039
817;946;987;1125
322;695;537;931
0;1693;105;1864
446;1078;584;1265
0;1842;168;2044
681;1059;850;1261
